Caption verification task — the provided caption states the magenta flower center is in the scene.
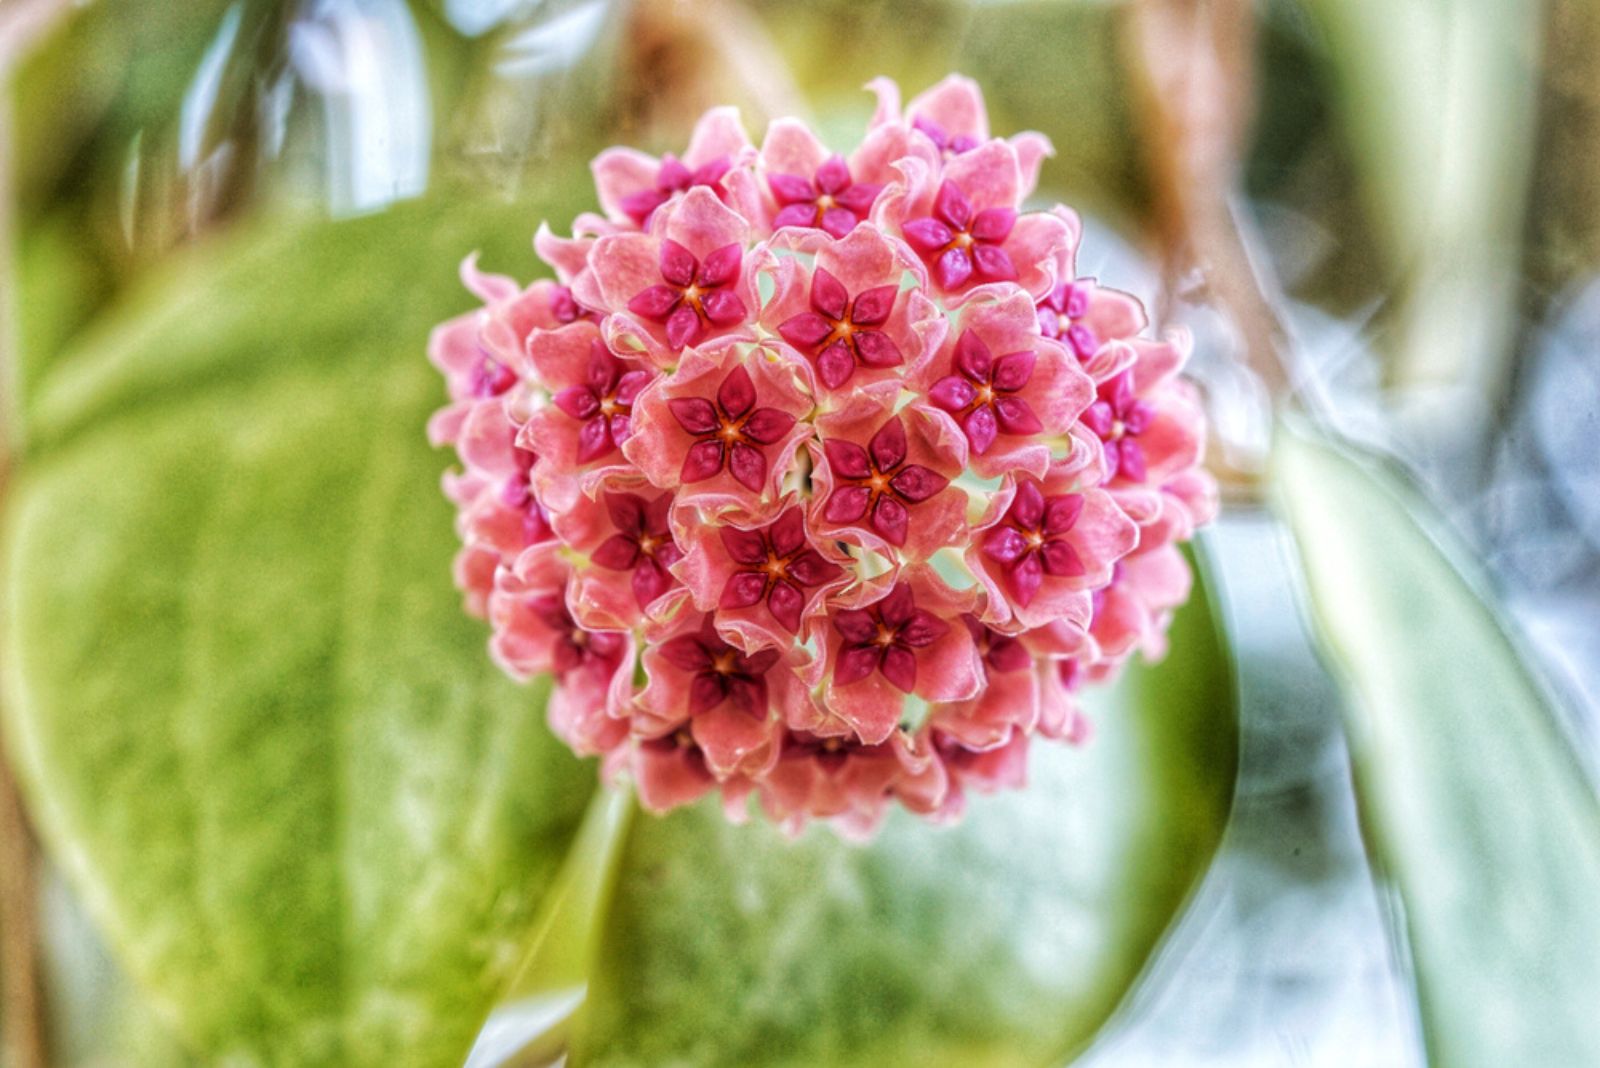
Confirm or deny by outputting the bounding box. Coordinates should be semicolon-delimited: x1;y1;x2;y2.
1037;281;1099;360
927;330;1044;455
590;491;684;608
531;594;624;678
1081;371;1154;482
627;239;749;350
769;156;883;239
552;340;654;463
901;180;1019;291
660;630;781;716
981;481;1087;606
831;581;949;692
777;267;903;390
913;115;980;158
620;153;731;227
718;508;843;632
667;364;797;493
821;415;948;548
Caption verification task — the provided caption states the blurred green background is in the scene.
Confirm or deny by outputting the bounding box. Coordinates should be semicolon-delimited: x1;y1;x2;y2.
2;1;1599;1066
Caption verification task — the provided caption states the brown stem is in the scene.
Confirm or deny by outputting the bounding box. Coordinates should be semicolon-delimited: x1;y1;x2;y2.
1124;0;1305;497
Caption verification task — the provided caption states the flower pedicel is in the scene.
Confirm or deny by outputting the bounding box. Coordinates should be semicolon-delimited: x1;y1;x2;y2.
428;75;1216;837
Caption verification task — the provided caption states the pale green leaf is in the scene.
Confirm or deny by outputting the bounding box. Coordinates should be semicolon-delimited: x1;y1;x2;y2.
1273;419;1600;1067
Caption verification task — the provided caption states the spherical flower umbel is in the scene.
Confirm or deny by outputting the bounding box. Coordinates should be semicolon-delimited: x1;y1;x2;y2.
428;74;1217;837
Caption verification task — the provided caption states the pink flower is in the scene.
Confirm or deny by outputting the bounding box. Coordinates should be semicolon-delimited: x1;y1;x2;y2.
624;349;811;514
809;571;983;744
591;106;756;228
764;222;945;395
969;469;1138;632
429;73;1217;834
912;289;1094;479
676;502;850;652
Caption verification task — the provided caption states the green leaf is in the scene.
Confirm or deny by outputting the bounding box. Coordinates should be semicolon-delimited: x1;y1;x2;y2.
1272;420;1600;1067
2;194;596;1065
564;549;1236;1068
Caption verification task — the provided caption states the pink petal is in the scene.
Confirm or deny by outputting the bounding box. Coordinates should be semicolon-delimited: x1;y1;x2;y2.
853;331;902;369
769;509;806;556
592;534;640;570
779;313;833;350
773;203;818;230
632;556;673;606
823;439;872;479
669;397;720;434
690;673;728;715
899;609;948;648
832;608;878;644
1009;553;1043;607
928;375;977;411
717;364;757;418
727;441;767;492
628;285;682;321
769;172;816;204
1040;541;1086;578
871;496;910;546
934;247;974;291
698;244;743;287
983;526;1028;564
901;217;953;254
851;284;897;326
1043;494;1085;535
991;350;1036;391
821;208;859;238
701;289;748;326
554;386;600;420
994;396;1042;436
659;239;698;287
824;485;871;524
665;305;703;349
660;636;713;671
880;646;917;692
868;416;908;471
767;580;804;632
934;180;973;229
817;342;857;389
742;407;796;445
971;244;1018;283
811;268;850;320
787;550;840;586
834;645;883;686
888;464;947;503
1011;480;1046;527
681;440;726;482
963;406;999;454
816;156;851;194
722;571;768;608
970;207;1017;243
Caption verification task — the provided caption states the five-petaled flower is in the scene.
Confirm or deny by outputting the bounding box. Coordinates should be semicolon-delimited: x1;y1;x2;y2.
552;340;653;462
590;491;683;609
832;581;948;693
1082;370;1155;482
769;156;883;238
820;414;949;549
902;180;1018;292
982;481;1087;606
927;329;1043;455
628;239;749;351
668;364;799;491
778;267;902;390
718;507;844;632
622;154;732;227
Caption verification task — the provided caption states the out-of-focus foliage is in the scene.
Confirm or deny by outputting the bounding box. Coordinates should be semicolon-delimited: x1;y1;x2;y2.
3;195;601;1065
1273;421;1600;1068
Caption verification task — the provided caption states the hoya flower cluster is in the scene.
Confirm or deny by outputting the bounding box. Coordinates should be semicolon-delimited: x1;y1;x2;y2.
429;75;1216;836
